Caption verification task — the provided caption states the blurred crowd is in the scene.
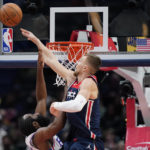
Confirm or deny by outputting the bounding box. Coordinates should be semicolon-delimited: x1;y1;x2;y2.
0;68;126;150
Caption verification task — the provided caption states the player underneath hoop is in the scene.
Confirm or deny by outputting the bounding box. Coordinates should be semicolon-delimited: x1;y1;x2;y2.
18;52;65;150
21;28;104;150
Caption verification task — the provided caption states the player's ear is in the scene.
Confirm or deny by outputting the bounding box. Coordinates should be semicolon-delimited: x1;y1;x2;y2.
32;121;40;129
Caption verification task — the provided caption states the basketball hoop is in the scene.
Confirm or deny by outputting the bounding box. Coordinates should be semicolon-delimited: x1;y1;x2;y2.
46;41;94;86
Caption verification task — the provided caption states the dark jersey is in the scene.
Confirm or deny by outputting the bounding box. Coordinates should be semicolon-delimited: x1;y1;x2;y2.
66;75;102;141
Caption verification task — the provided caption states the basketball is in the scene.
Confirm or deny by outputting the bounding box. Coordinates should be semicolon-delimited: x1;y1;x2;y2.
0;3;23;27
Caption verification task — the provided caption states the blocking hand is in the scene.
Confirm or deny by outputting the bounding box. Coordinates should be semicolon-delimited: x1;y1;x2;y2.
20;28;39;45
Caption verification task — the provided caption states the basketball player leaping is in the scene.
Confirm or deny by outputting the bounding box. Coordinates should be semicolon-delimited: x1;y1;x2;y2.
18;52;65;150
21;28;104;150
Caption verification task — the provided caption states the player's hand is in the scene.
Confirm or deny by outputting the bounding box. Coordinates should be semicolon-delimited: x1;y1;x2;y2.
50;102;60;117
20;28;45;51
20;28;39;45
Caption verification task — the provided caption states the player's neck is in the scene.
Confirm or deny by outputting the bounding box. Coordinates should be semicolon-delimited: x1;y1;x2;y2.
77;72;91;83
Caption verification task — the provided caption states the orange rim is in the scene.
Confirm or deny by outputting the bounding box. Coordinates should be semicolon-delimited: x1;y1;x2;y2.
46;41;94;62
46;41;94;51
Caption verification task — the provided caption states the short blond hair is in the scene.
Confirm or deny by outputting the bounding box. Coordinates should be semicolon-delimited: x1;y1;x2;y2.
85;53;101;74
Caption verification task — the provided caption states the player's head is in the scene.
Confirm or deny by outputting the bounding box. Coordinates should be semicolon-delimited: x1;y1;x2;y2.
74;54;101;76
18;113;50;136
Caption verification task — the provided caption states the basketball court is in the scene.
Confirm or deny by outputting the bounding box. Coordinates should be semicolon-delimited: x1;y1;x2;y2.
0;1;150;149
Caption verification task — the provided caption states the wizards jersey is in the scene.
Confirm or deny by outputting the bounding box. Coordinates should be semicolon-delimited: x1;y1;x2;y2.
66;75;102;141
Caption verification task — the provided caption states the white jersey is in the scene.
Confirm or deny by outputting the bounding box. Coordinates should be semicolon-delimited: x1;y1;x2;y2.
25;132;63;150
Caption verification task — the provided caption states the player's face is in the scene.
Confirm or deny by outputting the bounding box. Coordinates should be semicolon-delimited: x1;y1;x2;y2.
74;56;87;76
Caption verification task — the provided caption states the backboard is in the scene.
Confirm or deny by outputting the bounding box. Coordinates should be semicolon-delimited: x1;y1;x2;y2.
49;7;108;52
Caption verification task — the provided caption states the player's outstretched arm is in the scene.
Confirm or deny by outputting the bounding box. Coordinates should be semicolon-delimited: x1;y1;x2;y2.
20;28;75;82
33;111;66;143
34;52;47;116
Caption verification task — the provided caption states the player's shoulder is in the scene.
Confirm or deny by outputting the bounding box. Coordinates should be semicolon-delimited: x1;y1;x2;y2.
81;78;95;87
84;76;97;83
88;75;97;82
81;76;97;89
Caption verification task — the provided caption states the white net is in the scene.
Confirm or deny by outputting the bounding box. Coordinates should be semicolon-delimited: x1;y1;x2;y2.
46;42;94;86
54;60;75;86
